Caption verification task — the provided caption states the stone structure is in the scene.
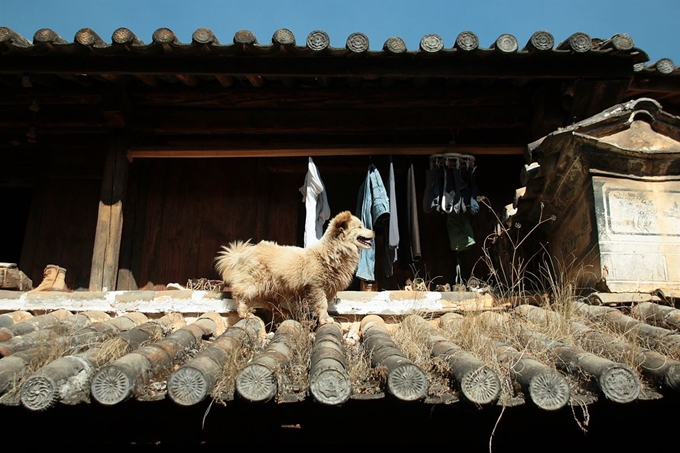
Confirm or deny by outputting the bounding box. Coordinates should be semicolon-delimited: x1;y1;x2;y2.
513;98;680;293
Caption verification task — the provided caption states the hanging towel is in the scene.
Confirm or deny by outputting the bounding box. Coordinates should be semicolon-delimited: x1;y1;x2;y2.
382;160;401;278
388;160;400;256
356;164;390;281
407;162;422;261
299;157;331;248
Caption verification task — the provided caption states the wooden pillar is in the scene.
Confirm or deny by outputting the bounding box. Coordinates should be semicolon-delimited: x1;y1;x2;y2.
89;132;129;291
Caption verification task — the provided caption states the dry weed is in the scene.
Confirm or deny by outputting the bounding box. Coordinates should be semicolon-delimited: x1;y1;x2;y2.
391;315;452;398
1;329;72;404
440;312;523;405
275;318;314;401
345;341;386;395
211;334;265;404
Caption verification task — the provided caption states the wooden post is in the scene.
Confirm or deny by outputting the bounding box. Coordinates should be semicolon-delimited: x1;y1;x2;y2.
517;304;680;394
89;131;129;291
235;319;302;403
90;314;222;405
402;314;501;405
168;317;265;406
309;322;351;406
360;315;428;402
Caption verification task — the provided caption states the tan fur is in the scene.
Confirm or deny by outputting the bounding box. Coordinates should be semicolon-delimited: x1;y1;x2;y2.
215;211;375;325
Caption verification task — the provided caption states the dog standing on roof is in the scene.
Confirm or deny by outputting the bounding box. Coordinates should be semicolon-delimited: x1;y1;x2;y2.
215;211;375;325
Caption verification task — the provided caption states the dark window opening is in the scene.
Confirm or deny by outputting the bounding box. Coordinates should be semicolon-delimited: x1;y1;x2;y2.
0;188;32;265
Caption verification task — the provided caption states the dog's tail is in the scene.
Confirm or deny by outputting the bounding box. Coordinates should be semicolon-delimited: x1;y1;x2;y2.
214;240;253;281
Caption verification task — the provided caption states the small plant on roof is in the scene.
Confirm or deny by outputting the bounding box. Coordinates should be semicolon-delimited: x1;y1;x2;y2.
472;197;557;306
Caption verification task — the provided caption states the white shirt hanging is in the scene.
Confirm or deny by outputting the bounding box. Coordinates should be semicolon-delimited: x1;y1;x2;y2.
299;157;331;247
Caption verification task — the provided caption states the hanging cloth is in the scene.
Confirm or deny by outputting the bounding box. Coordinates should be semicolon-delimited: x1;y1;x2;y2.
356;164;390;281
422;158;439;213
406;162;422;261
299;157;331;248
383;159;401;278
388;159;400;256
446;210;475;252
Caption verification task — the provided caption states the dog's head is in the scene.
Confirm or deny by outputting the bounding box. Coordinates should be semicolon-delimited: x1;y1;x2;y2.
327;211;375;250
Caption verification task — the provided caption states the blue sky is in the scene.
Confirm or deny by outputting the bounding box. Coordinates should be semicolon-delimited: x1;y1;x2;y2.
1;0;678;65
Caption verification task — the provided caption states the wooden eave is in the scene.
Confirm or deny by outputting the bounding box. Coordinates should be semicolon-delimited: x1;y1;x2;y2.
2;26;679;158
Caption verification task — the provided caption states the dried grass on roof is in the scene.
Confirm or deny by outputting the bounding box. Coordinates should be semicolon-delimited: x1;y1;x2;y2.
275;315;314;402
0;330;70;404
391;314;453;400
345;340;384;395
211;336;264;404
439;312;522;406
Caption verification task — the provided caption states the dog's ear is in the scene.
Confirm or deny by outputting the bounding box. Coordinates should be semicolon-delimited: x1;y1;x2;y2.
330;211;353;232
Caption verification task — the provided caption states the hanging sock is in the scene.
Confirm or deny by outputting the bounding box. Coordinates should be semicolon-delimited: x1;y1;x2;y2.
435;163;446;212
451;159;467;214
441;165;455;213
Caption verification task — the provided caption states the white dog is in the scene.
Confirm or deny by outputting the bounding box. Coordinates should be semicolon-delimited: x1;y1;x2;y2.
215;211;375;324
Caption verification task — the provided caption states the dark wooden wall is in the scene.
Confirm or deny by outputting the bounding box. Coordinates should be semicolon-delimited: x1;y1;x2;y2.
0;148;560;293
114;153;523;292
13;145;105;290
4;144;523;292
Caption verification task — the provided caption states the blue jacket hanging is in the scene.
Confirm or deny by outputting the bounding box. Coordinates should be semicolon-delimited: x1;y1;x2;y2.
356;164;390;281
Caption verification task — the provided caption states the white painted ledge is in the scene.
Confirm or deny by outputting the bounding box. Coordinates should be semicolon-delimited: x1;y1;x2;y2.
0;289;495;316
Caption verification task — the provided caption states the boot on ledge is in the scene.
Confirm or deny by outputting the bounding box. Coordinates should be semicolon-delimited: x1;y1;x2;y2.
28;265;67;293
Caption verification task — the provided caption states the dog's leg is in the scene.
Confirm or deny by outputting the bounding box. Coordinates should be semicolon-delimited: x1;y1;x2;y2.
301;288;334;325
237;300;254;319
311;291;334;325
318;312;334;325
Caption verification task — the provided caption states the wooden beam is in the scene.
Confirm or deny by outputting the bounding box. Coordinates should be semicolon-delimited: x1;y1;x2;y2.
128;107;528;134
0;54;636;80
89;132;129;291
127;144;524;160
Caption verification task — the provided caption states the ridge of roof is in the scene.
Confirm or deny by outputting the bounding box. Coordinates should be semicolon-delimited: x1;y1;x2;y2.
0;26;664;69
